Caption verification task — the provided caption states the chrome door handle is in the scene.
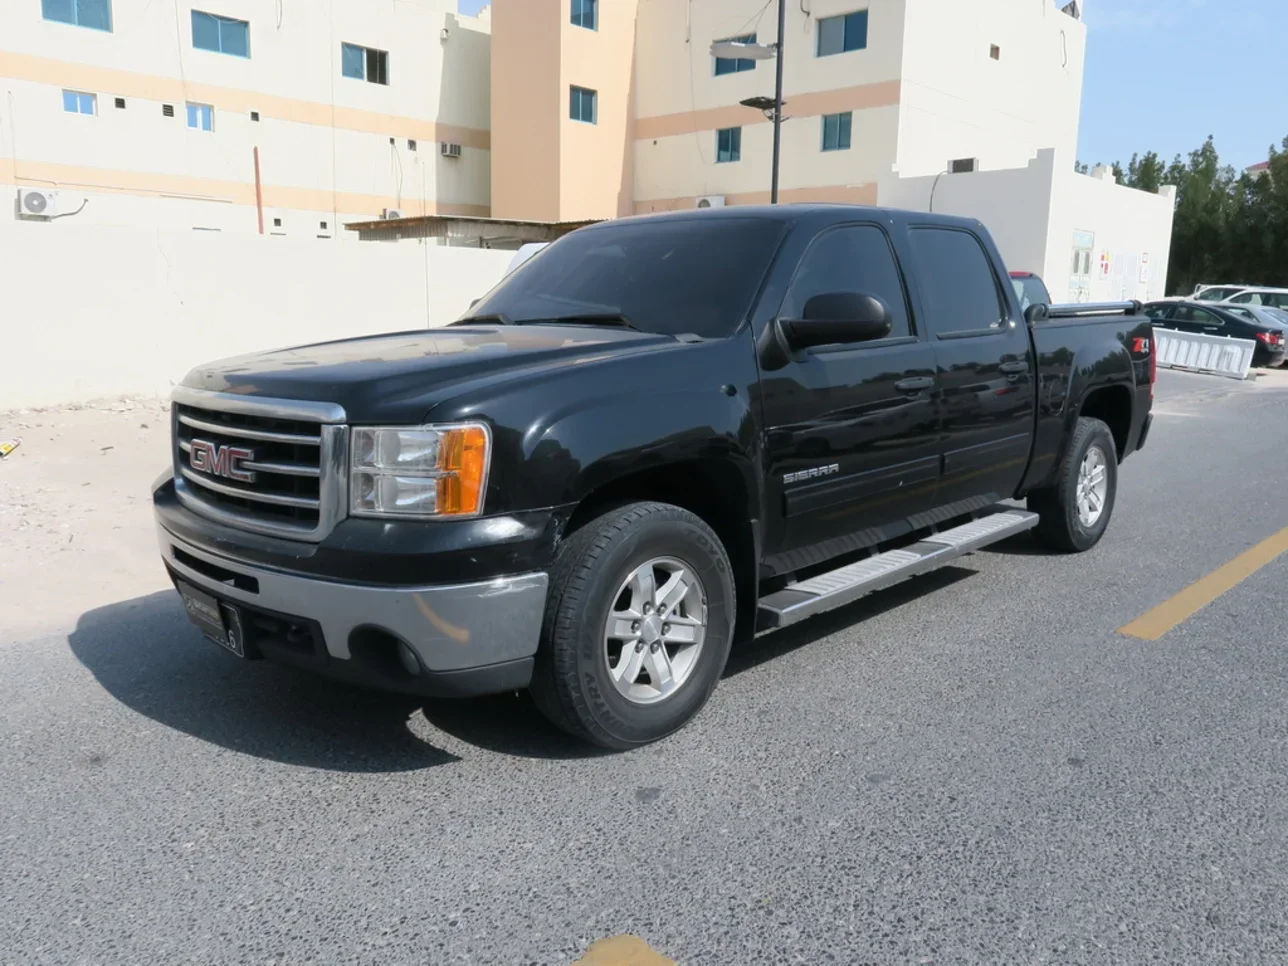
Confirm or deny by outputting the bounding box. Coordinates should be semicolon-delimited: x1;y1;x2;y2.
895;377;934;393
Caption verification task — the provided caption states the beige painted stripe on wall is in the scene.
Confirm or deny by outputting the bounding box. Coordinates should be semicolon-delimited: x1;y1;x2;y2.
0;50;491;149
633;182;879;214
0;156;491;219
635;81;901;141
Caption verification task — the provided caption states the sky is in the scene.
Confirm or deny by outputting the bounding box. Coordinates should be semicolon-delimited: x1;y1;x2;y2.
457;0;1286;173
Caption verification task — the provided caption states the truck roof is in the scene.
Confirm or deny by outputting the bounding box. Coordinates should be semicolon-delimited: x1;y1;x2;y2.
607;204;986;233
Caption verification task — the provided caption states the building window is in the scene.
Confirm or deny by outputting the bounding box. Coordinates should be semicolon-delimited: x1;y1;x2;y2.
570;85;597;124
817;10;868;56
716;126;741;163
714;33;757;75
42;0;112;32
570;0;597;30
821;112;852;151
186;102;213;131
192;10;249;58
341;43;389;85
62;90;96;115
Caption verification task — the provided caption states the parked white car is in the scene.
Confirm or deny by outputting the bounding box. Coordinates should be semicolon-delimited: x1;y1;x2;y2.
1218;287;1288;310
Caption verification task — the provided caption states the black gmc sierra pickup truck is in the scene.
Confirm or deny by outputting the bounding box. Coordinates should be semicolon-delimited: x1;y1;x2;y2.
153;205;1155;749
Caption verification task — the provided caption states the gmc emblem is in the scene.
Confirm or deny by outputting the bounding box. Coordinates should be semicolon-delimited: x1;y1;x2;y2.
189;439;256;483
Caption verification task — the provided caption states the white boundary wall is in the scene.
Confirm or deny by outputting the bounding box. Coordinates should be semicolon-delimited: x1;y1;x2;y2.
878;148;1176;305
0;220;512;410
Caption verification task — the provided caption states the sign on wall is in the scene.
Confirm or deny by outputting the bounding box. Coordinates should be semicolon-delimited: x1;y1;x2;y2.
1069;230;1094;303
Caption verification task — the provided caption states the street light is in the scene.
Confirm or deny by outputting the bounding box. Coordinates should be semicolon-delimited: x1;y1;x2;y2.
709;0;786;204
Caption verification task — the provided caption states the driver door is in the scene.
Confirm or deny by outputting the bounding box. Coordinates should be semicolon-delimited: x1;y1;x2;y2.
759;223;941;574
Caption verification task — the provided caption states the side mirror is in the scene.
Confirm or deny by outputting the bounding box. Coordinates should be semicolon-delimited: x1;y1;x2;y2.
777;293;893;350
1025;302;1049;324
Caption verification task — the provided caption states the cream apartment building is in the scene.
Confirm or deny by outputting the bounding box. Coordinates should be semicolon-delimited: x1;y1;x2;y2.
0;0;493;234
490;0;1089;221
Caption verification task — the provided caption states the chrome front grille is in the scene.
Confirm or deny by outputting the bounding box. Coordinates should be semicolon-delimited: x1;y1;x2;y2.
171;387;348;541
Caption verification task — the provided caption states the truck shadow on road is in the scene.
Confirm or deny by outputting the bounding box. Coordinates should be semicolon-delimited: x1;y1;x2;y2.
70;567;979;767
67;592;470;772
68;591;607;767
723;566;977;677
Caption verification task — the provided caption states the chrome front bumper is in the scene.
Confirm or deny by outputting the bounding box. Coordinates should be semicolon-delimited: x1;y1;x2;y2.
157;524;549;672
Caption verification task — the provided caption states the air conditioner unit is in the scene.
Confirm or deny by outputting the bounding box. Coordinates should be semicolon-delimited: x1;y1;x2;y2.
18;188;57;219
695;195;726;209
382;208;404;220
440;142;462;159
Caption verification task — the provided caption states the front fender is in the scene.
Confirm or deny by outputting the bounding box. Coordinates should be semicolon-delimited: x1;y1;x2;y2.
518;388;761;509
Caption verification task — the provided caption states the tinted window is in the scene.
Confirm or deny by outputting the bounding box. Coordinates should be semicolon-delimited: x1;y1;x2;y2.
465;217;786;340
779;225;911;339
908;228;1004;336
1266;294;1288;309
1172;305;1221;325
1143;302;1172;320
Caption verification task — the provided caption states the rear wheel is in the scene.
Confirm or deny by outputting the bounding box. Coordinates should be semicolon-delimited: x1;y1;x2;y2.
530;502;735;750
1028;416;1118;553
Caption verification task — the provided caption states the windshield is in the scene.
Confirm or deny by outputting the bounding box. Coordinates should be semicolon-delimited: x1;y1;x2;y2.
463;217;786;339
1010;275;1051;310
1196;287;1240;301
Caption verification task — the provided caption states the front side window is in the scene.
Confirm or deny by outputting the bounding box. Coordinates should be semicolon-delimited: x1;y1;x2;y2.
714;33;757;75
908;228;1004;336
43;0;112;31
465;217;787;340
1143;303;1172;320
341;44;389;85
716;127;741;163
817;10;868;57
571;0;597;30
186;102;213;131
821;112;852;151
1172;305;1220;325
570;85;597;123
62;89;96;115
192;10;249;57
779;225;912;340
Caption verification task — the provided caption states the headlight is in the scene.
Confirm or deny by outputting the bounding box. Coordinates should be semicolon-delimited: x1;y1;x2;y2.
350;424;491;519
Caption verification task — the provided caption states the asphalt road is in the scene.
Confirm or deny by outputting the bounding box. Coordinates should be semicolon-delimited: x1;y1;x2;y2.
4;370;1288;965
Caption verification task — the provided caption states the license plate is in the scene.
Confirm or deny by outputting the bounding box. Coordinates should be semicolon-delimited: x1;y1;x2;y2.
178;581;246;658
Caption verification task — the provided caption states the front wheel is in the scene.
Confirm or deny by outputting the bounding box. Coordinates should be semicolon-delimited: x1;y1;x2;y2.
1028;416;1119;553
530;502;735;750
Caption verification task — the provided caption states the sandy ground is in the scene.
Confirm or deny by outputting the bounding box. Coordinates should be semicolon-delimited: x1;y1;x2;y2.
0;397;174;643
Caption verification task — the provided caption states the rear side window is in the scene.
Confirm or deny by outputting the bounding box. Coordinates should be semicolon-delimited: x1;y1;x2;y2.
908;228;1004;336
1172;305;1220;325
1143;303;1172;320
779;225;911;340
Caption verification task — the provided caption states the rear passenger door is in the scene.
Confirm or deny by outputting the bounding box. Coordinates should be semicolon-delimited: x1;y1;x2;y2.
905;226;1035;513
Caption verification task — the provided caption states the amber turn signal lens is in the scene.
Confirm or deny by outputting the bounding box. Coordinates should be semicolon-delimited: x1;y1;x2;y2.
436;425;489;516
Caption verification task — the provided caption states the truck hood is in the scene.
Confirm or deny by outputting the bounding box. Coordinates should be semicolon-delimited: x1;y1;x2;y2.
180;324;676;422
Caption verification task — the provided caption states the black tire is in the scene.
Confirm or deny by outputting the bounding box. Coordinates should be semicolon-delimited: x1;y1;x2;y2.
529;502;736;750
1028;416;1118;553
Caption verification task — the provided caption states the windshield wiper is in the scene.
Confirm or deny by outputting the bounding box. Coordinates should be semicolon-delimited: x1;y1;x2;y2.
456;313;512;326
513;313;640;331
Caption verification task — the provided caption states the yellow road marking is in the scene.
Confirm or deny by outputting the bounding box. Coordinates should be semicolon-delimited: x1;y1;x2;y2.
572;935;677;966
1119;525;1288;640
